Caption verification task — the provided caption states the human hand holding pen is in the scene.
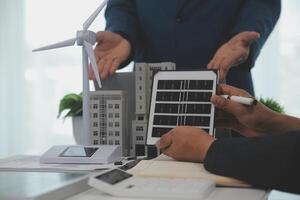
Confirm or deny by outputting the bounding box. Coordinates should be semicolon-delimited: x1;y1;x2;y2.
211;84;280;137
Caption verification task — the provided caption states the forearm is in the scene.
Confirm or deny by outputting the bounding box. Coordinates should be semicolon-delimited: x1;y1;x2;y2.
204;132;300;194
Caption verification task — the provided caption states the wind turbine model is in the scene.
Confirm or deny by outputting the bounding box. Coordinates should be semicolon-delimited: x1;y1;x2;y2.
33;0;109;145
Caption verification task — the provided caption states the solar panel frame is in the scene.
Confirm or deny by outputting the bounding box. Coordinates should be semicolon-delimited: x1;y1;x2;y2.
146;71;218;145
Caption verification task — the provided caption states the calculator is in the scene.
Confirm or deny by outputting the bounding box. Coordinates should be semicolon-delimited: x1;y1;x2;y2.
88;168;215;199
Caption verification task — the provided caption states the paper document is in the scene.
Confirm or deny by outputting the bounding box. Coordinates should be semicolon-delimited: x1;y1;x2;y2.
128;154;250;187
0;155;116;173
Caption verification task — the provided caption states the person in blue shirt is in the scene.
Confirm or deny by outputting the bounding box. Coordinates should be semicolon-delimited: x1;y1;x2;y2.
92;0;281;95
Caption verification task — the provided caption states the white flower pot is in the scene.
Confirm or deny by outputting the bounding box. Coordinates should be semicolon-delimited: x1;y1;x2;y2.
72;116;84;144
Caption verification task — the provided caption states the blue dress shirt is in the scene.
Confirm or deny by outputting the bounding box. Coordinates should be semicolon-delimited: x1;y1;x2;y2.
105;0;281;94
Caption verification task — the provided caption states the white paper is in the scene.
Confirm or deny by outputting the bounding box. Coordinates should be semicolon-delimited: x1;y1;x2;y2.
0;155;119;173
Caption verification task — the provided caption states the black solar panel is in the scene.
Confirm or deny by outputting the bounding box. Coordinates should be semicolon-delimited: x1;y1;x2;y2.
147;71;217;144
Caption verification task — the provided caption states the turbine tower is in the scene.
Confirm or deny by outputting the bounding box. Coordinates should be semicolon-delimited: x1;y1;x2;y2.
33;0;109;145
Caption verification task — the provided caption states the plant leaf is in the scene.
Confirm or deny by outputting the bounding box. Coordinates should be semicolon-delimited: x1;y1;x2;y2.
58;92;83;119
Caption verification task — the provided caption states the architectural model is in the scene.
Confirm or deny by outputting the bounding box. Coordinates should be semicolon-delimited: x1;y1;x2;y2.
89;62;175;156
90;90;129;156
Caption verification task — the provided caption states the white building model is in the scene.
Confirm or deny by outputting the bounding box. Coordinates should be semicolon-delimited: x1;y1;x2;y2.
132;63;176;156
89;62;176;156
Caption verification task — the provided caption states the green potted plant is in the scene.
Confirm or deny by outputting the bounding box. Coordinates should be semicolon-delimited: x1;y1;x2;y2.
58;92;83;144
259;97;285;113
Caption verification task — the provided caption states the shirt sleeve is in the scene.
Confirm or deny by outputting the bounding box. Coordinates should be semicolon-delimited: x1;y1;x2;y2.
104;0;138;68
230;0;281;70
204;131;300;194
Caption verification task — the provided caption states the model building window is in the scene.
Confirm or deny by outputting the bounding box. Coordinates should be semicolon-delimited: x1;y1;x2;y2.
109;131;113;136
115;122;120;127
93;104;98;109
139;105;143;110
115;140;120;145
115;131;120;136
93;122;98;127
108;122;113;127
115;104;120;109
93;131;98;136
108;104;113;109
115;113;120;118
136;136;144;141
139;96;142;100
108;113;113;118
138;116;144;121
109;140;113;145
93;140;99;145
139;76;142;81
93;113;98;118
136;126;144;131
139;86;142;90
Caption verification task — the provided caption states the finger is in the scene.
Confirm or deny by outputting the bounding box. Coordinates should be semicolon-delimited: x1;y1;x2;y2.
104;59;113;76
218;84;252;97
155;131;173;150
109;58;120;76
98;58;106;74
231;31;260;46
100;59;110;80
241;32;260;46
219;58;234;81
109;59;121;75
209;56;224;70
211;95;246;117
207;59;214;69
162;146;175;159
88;64;95;80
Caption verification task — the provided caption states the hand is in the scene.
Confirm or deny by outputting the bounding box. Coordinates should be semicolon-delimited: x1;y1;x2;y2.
155;126;215;162
211;84;281;136
207;31;260;81
90;31;131;80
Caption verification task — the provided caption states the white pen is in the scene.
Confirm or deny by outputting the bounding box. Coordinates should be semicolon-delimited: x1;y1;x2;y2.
221;95;257;106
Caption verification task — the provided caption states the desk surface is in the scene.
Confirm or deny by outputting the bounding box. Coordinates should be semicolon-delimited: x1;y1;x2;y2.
66;188;268;200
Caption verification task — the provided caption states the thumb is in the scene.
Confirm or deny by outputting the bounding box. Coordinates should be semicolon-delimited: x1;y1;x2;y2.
211;95;245;117
156;132;173;150
240;31;260;45
96;31;107;43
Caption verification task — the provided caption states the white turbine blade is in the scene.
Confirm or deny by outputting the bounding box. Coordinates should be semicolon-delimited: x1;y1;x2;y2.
83;0;109;30
84;41;102;88
32;38;77;52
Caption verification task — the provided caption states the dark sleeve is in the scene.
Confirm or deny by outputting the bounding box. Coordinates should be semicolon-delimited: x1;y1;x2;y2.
204;131;300;194
104;0;138;68
230;0;281;70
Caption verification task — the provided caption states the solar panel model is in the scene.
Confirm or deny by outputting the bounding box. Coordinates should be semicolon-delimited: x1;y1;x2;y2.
146;71;218;145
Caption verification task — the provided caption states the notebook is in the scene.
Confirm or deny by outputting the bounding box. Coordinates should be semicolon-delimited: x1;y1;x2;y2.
128;155;250;188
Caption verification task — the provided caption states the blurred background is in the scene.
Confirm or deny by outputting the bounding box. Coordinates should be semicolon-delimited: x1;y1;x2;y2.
0;0;300;158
